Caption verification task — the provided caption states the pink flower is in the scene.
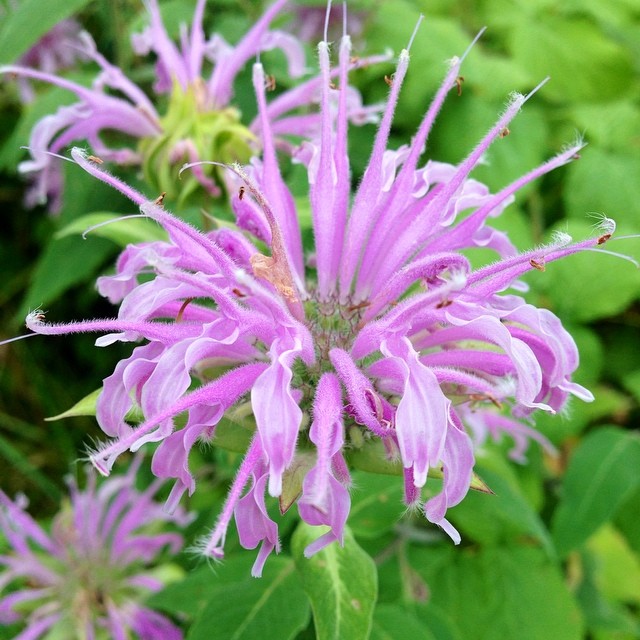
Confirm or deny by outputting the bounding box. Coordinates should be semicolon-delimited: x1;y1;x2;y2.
0;459;191;639
16;17;626;576
0;0;382;211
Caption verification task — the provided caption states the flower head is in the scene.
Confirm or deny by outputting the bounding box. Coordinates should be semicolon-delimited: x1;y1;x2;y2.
0;458;192;639
0;0;382;210
18;19;625;577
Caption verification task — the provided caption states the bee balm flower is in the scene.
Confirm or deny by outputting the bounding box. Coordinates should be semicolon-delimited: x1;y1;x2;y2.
18;19;622;577
0;460;191;639
0;0;381;210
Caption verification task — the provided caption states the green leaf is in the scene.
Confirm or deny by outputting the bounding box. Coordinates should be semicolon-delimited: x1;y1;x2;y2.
0;84;78;170
561;0;640;29
186;556;311;640
568;325;605;388
623;369;640;405
615;485;640;555
552;427;640;557
212;407;256;454
371;604;435;640
348;471;406;539
0;428;62;501
532;221;640;323
0;623;21;640
570;102;640;153
576;543;640;637
292;523;378;640
56;213;168;246
347;439;403;476
413;603;463;640
16;235;115;322
508;15;634;103
565;149;640;229
433;100;549;195
0;0;94;64
534;384;632;443
44;388;100;421
280;451;316;514
149;558;255;618
601;325;640;384
586;524;640;605
409;545;584;640
448;455;554;556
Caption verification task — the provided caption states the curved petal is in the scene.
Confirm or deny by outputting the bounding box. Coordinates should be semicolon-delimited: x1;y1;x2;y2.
252;338;303;497
380;336;451;487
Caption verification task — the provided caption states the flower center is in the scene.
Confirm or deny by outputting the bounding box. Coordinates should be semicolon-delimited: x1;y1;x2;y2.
139;80;255;206
293;292;370;397
36;508;145;632
306;294;366;362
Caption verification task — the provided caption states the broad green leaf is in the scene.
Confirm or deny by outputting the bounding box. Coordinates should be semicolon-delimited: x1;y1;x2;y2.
213;409;255;454
461;52;534;100
186;556;310;640
563;325;605;388
348;471;406;539
623;369;640;405
0;623;21;640
586;524;640;605
433;100;549;195
534;384;633;444
410;545;584;640
0;0;94;64
348;469;491;544
16;236;115;322
292;523;378;640
509;16;634;103
371;604;435;640
413;602;464;640
576;543;640;638
477;0;544;30
448;456;554;556
56;213;168;246
561;0;640;29
532;221;640;323
148;558;255;618
347;439;403;476
348;443;492;497
45;388;100;420
374;548;405;605
570;102;640;153
552;427;640;557
600;325;640;384
615;485;640;555
280;451;316;514
565;149;640;229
